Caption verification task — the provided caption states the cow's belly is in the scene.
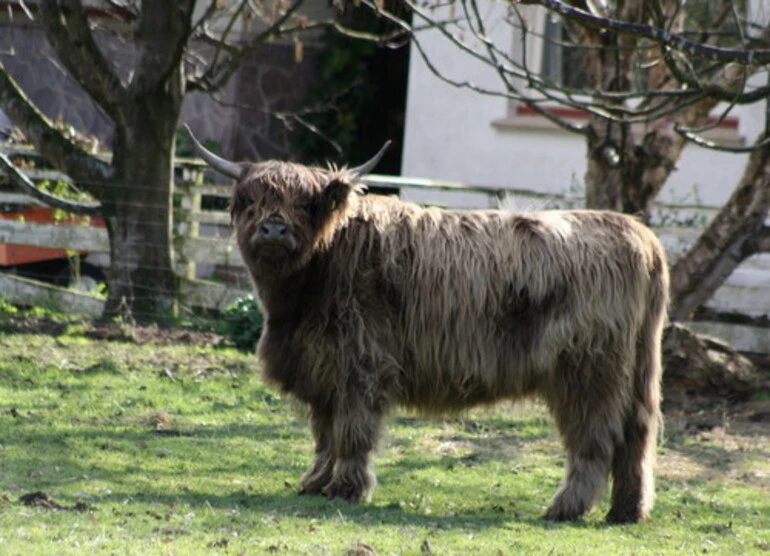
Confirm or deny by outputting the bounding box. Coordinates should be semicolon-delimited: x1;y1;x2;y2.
395;334;544;412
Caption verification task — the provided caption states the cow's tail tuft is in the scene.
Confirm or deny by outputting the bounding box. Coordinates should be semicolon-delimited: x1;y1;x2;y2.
608;246;668;523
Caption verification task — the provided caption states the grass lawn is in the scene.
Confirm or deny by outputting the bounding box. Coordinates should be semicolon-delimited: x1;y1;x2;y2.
0;313;768;555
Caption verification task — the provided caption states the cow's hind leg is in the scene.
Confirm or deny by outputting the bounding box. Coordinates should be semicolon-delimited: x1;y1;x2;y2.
299;407;335;496
607;301;664;523
321;398;383;503
605;402;658;523
544;358;626;521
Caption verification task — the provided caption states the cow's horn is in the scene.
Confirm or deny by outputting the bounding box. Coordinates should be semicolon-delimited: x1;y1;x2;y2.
350;140;391;177
183;124;242;180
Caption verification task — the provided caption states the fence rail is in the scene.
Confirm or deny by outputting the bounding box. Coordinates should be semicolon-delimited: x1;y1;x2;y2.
3;142;770;351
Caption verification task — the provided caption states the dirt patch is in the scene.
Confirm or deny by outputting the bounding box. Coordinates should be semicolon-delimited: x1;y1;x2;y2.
659;399;770;489
84;322;225;347
0;315;69;336
1;313;228;347
19;491;91;512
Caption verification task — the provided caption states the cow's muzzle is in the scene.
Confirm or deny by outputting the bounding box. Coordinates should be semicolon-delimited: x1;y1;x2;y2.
260;220;289;240
252;217;296;254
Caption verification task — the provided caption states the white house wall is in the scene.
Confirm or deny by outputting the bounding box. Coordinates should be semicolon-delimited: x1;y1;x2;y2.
401;1;760;210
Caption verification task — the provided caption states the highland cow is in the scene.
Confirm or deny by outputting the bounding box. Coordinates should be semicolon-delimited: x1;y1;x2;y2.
187;127;668;524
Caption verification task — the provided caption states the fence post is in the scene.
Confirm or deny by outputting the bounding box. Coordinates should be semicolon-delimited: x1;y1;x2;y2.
175;163;204;280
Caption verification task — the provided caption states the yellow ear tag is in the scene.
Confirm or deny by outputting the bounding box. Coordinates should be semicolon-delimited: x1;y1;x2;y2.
330;199;337;210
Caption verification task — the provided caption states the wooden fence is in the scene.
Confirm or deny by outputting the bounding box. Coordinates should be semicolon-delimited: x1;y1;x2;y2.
2;142;770;351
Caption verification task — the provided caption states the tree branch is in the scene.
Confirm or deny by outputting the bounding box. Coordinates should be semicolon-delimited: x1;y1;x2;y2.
0;61;113;190
669;130;770;320
202;0;248;81
129;0;196;96
673;125;770;154
363;0;592;134
742;226;770;256
0;152;102;216
517;0;770;65
188;0;306;93
191;0;218;34
101;0;138;19
38;0;128;118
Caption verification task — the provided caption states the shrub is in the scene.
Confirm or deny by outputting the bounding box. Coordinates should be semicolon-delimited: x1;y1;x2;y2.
221;295;263;351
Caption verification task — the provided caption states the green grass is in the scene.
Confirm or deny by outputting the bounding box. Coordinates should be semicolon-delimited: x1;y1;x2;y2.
0;317;768;555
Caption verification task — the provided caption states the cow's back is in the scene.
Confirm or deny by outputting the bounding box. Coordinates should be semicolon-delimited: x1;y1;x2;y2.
334;201;663;411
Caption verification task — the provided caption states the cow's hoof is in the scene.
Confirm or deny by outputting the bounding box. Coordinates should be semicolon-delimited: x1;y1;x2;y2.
322;483;364;503
298;476;329;496
298;487;324;497
542;506;583;522
605;508;643;524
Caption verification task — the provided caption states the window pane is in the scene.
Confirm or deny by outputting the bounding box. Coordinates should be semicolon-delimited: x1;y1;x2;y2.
541;16;588;90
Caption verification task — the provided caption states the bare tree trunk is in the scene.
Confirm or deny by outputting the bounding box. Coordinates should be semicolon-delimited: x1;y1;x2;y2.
584;117;636;212
669;134;770;321
580;0;720;220
101;85;182;321
103;142;177;320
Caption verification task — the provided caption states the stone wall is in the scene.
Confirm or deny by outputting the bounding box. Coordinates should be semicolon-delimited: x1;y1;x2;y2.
0;23;320;161
233;43;321;162
183;43;321;163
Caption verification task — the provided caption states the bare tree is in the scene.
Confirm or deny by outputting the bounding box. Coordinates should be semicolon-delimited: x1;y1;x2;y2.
0;0;331;320
360;0;770;321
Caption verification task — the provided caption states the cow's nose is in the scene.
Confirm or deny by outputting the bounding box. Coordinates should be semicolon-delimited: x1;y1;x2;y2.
260;221;288;240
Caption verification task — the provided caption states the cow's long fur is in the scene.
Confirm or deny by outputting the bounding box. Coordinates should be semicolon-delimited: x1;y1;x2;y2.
227;161;668;524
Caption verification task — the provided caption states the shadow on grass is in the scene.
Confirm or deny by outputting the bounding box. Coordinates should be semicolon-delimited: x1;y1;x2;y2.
0;415;604;532
4;416;767;536
659;409;770;490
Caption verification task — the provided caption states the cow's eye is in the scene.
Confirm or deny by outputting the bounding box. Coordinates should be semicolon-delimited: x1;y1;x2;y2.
231;192;251;215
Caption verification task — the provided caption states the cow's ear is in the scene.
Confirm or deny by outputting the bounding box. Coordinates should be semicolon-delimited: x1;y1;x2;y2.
320;178;353;214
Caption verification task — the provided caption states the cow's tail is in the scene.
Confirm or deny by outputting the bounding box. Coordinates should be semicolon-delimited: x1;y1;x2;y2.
608;247;669;523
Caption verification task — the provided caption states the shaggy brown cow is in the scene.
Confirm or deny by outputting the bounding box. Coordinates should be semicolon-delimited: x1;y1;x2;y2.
187;127;668;524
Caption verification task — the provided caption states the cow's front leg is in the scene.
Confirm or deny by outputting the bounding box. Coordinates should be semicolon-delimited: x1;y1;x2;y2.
299;407;335;496
321;399;383;503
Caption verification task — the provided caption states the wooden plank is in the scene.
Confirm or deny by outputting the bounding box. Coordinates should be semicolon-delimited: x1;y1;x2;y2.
182;184;232;197
190;212;231;226
0;143;41;157
0;273;104;317
179;184;202;280
0;219;109;252
178;277;249;312
707;284;770;315
174;209;231;227
363;174;508;197
17;168;74;183
0;192;46;206
178;236;243;267
175;156;209;169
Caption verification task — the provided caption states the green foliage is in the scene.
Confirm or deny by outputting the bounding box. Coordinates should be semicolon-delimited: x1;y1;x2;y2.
219;295;263;351
175;128;220;159
290;27;377;166
289;5;407;170
0;296;19;315
0;298;72;321
37;179;94;203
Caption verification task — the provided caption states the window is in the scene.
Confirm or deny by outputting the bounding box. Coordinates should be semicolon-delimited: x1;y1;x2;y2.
493;6;743;147
540;15;588;90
